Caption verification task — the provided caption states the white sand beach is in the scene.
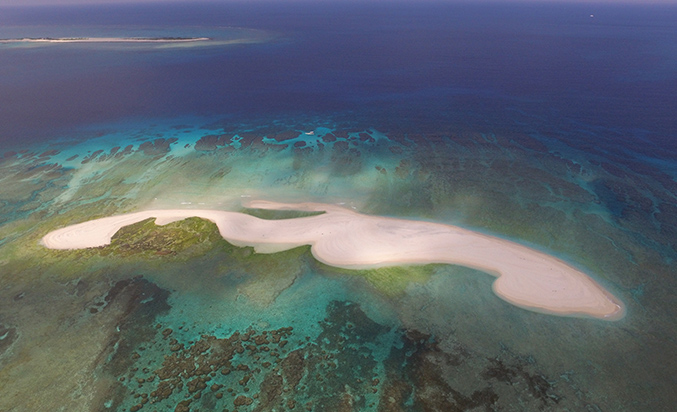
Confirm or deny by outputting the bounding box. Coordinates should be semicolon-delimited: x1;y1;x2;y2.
41;201;625;320
1;37;210;44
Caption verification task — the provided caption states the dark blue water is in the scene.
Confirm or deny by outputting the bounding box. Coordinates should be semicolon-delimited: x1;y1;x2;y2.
1;1;675;156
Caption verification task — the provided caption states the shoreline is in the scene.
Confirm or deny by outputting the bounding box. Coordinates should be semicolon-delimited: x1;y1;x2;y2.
41;201;625;321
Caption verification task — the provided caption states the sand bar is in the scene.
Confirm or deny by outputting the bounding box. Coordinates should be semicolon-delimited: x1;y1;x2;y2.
0;37;211;44
41;201;625;320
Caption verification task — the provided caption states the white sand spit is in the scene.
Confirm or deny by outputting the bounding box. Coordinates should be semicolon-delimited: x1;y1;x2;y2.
41;201;624;320
1;37;210;44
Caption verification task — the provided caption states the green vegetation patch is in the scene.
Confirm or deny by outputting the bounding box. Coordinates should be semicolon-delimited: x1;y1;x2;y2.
92;215;312;269
103;217;220;259
240;208;324;221
314;262;440;297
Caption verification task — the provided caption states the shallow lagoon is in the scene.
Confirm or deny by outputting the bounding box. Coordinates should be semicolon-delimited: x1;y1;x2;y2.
0;2;676;411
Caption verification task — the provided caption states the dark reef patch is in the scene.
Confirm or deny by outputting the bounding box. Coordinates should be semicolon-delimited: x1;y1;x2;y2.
101;298;582;412
97;277;172;410
108;300;388;412
100;277;172;376
194;135;220;151
0;323;18;357
269;130;300;142
378;330;569;411
138;138;178;157
195;134;232;151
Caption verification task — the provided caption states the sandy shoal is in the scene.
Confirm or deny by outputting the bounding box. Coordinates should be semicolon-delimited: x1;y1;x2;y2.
41;201;625;320
2;37;210;44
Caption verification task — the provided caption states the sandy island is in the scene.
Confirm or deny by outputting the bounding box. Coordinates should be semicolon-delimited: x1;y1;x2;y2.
0;37;211;44
41;201;625;320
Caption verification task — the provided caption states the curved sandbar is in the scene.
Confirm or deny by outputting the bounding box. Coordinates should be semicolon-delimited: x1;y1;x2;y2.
41;201;625;320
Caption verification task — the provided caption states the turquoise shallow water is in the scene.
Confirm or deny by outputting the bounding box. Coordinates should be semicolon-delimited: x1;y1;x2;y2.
1;2;676;411
1;116;675;411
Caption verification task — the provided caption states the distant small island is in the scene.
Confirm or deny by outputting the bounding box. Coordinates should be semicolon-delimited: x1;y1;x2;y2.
0;36;211;44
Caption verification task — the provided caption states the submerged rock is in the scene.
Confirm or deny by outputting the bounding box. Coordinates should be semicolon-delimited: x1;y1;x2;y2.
0;323;18;356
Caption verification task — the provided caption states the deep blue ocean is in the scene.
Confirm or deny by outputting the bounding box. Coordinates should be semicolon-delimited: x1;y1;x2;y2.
1;1;676;153
0;2;676;411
